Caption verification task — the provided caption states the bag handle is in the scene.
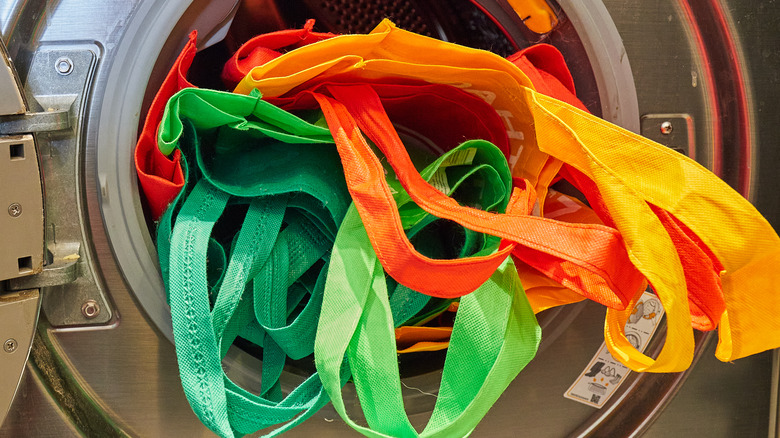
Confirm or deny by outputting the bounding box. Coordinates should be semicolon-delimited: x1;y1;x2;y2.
309;84;645;305
517;43;729;330
316;198;540;437
158;88;356;436
529;88;780;368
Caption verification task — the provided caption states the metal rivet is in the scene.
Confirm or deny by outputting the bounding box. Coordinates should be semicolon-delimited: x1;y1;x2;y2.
8;203;21;217
4;338;18;353
660;121;673;135
81;300;100;319
55;57;73;75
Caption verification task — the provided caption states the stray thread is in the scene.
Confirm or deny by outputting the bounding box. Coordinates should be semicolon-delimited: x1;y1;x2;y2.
401;381;438;398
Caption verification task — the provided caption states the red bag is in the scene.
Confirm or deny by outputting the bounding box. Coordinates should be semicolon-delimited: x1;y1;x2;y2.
134;31;197;220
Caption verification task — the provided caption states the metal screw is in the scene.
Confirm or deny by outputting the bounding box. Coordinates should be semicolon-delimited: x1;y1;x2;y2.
660;121;673;135
55;57;73;75
4;339;17;353
8;203;21;217
81;300;100;319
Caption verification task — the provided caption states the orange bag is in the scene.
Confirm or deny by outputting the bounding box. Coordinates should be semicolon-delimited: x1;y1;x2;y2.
269;83;645;306
231;21;780;371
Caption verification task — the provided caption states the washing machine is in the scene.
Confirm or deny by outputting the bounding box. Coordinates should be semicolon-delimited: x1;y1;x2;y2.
0;0;778;436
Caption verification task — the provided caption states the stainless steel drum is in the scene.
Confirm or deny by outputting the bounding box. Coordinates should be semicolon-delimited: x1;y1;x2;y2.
0;0;778;436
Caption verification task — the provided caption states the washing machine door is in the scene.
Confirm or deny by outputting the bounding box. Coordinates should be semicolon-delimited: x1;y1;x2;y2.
0;0;778;436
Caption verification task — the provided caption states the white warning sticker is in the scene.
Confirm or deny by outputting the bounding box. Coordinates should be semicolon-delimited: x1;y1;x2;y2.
564;291;664;408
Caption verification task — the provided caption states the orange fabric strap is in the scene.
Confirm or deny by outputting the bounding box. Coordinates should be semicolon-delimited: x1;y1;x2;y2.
300;83;644;304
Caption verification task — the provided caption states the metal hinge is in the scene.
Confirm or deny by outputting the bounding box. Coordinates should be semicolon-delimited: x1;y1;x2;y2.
0;110;70;135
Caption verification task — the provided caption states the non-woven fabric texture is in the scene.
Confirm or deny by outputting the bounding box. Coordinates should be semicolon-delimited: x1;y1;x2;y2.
315;140;542;437
230;20;780;371
157;87;348;437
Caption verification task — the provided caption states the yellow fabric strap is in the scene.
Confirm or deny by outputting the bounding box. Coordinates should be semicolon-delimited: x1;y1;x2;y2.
529;90;780;369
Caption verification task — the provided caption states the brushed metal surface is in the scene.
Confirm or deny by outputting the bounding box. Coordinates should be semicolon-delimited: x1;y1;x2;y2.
21;45;115;327
0;289;40;426
0;0;777;436
0;364;81;437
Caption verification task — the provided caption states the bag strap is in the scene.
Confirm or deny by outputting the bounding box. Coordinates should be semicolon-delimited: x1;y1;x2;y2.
512;47;728;332
529;88;780;368
158;88;354;436
166;180;338;437
315;142;542;435
520;44;729;331
308;84;645;305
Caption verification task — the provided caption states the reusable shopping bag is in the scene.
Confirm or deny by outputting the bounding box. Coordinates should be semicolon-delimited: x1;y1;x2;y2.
152;74;540;437
233;20;780;372
221;30;609;316
508;44;726;331
157;87;345;437
315;140;541;437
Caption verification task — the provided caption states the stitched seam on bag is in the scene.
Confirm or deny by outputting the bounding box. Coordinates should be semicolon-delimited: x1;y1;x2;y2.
183;189;217;427
214;207;271;335
532;93;693;368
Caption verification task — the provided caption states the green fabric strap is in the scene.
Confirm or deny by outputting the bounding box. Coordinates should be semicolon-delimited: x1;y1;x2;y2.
159;88;350;437
158;87;541;438
315;141;542;437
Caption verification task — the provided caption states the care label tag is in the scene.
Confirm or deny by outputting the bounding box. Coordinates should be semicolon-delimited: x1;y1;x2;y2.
429;148;478;194
563;291;664;408
439;148;477;168
429;170;450;194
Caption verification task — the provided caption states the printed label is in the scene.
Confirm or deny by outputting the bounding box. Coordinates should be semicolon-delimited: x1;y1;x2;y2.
564;291;664;408
429;170;450;194
439;148;477;168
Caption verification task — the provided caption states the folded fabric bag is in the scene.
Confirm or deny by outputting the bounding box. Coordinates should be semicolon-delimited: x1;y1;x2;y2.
315;140;541;437
157;87;346;437
232;20;780;372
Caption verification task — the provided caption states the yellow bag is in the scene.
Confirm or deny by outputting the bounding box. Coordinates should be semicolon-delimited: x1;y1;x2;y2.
528;91;780;369
233;20;780;372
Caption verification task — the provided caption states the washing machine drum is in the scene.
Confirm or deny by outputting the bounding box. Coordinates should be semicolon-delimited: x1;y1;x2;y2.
0;0;777;436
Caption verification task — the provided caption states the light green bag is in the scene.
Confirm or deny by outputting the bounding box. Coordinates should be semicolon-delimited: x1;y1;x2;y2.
315;141;542;437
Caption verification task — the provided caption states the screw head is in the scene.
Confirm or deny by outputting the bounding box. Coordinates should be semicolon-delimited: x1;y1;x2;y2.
660;121;673;135
55;57;73;75
4;338;18;353
81;300;100;319
8;203;21;217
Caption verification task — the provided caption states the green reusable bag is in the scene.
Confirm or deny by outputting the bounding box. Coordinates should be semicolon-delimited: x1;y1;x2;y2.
158;88;348;437
157;88;528;437
315;141;543;438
